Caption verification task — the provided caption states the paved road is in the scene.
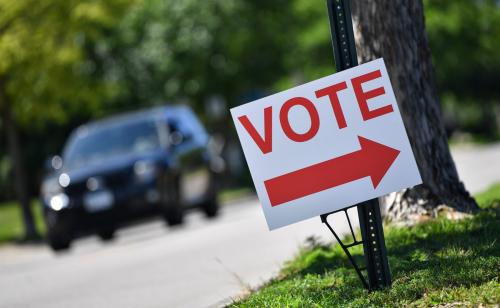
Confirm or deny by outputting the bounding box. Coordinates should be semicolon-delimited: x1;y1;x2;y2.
452;142;500;194
0;143;499;308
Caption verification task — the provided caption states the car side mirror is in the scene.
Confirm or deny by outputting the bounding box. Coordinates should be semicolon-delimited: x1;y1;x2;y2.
45;155;63;172
169;131;192;146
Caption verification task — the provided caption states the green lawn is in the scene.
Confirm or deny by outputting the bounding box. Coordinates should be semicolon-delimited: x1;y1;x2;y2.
231;184;500;307
0;200;45;243
219;187;254;204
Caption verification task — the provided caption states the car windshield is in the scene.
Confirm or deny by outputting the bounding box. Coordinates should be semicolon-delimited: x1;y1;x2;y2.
64;118;161;169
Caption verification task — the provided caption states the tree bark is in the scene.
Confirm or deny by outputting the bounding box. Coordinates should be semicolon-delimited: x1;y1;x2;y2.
0;78;39;240
351;0;479;222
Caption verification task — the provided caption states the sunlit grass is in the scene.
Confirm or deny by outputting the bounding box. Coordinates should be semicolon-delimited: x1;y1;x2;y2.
219;187;254;204
0;200;45;243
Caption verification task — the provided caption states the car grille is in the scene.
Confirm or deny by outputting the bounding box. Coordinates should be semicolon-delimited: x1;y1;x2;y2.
65;168;134;196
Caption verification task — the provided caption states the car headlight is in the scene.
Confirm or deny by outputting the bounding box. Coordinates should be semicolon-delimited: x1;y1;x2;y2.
49;193;69;211
41;177;62;198
134;160;157;182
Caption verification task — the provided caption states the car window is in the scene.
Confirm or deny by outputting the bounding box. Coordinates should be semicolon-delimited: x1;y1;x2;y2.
167;107;208;145
64;119;161;168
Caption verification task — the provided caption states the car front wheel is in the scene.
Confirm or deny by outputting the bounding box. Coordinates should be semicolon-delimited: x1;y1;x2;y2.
45;210;72;252
202;173;219;218
97;227;115;242
47;230;71;252
202;196;219;218
160;173;184;226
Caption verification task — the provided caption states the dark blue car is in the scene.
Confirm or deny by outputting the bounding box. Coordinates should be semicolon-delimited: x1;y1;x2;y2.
40;105;222;251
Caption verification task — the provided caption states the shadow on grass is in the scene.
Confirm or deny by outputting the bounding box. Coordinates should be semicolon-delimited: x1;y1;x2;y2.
282;204;499;302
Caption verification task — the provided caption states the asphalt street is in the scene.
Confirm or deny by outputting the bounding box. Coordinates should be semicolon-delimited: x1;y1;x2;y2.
0;143;499;308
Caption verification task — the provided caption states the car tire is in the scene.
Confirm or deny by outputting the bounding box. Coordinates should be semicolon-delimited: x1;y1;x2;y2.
47;232;71;252
202;174;219;218
160;174;184;227
97;227;115;242
164;207;184;226
45;211;72;252
202;197;219;218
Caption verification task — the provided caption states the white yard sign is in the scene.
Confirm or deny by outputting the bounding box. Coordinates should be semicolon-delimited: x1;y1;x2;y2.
231;59;422;230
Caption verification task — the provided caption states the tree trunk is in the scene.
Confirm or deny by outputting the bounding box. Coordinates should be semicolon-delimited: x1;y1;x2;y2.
0;79;39;240
351;0;479;222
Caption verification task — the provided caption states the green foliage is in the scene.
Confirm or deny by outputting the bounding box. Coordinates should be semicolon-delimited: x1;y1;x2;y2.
424;0;500;101
231;185;500;307
275;0;334;91
0;0;136;204
0;0;133;127
0;0;497;126
99;0;295;113
425;0;500;139
280;0;500;139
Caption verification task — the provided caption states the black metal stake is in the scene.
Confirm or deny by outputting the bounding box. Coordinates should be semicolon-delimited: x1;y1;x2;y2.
322;0;392;290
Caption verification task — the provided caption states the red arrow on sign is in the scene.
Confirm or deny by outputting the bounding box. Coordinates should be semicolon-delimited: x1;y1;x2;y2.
264;136;400;207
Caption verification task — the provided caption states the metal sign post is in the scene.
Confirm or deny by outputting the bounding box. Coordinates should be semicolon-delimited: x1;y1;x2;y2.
321;0;392;290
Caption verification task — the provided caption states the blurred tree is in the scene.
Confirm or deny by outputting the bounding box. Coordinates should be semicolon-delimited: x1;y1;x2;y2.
425;0;500;101
352;1;479;222
424;0;500;138
275;0;333;90
284;0;500;139
0;0;131;240
95;0;297;186
99;0;294;112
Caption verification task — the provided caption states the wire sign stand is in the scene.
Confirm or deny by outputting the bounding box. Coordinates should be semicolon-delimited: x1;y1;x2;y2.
321;0;392;291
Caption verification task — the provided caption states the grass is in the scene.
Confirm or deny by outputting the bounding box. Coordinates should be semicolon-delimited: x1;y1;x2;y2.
219;186;254;204
475;183;500;208
231;184;500;307
0;200;45;244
